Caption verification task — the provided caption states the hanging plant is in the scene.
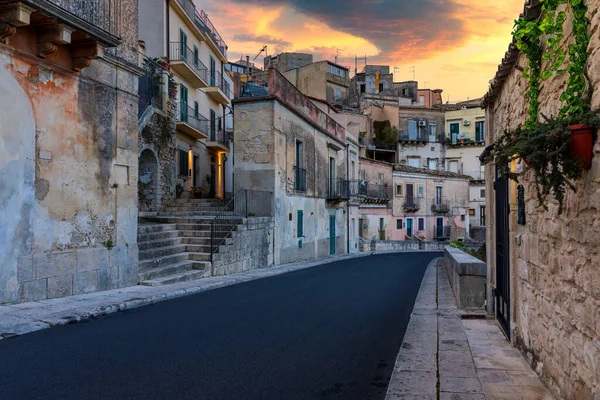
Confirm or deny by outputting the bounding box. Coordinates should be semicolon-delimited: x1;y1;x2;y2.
488;0;596;214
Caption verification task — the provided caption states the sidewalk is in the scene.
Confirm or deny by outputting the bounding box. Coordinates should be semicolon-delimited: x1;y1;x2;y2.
386;258;554;400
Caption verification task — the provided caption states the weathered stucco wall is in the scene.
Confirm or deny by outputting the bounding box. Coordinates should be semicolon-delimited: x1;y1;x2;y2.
0;2;140;303
487;2;600;397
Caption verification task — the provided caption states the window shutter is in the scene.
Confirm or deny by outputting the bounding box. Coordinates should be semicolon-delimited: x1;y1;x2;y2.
297;210;303;237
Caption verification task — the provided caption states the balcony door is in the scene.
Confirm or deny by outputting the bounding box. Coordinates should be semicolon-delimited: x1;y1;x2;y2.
406;184;414;207
436;186;442;205
436;216;444;237
406;218;413;239
408;120;417;140
180;85;188;122
180;29;187;61
210;109;216;140
210;56;216;86
329;157;335;195
450;123;459;144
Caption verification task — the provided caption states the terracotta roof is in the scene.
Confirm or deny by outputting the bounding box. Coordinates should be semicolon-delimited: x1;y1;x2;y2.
482;0;542;108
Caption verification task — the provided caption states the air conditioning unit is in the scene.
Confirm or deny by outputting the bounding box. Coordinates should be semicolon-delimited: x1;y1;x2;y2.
463;120;471;126
418;120;427;127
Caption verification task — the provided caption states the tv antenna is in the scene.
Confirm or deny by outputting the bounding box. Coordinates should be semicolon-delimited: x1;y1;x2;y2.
393;67;401;81
335;48;344;64
253;45;268;61
409;66;416;81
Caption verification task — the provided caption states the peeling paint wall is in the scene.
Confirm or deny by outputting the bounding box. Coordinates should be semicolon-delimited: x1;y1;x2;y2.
0;0;140;303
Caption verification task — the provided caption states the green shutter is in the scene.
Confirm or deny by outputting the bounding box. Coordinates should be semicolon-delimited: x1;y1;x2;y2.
297;210;303;238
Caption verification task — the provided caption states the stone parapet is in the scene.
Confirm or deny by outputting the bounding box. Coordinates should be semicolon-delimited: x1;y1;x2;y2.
443;246;486;309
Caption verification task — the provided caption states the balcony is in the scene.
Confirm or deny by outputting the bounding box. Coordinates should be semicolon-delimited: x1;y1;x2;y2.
433;225;451;240
358;182;392;205
399;130;445;144
0;0;122;71
294;167;306;192
431;202;450;214
176;105;209;140
403;198;420;212
169;42;208;88
206;129;229;153
328;178;350;200
171;0;228;62
138;55;166;118
448;134;485;147
206;71;232;104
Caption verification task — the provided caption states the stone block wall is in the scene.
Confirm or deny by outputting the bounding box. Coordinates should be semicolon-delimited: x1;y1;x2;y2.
359;240;420;252
138;102;177;213
211;217;274;276
486;2;600;397
444;246;486;310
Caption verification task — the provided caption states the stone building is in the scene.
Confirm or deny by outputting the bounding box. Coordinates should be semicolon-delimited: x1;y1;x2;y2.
0;0;141;303
357;158;394;241
397;106;447;169
391;165;471;241
281;59;351;106
263;52;313;73
444;100;487;229
233;68;350;264
483;0;600;398
139;0;232;201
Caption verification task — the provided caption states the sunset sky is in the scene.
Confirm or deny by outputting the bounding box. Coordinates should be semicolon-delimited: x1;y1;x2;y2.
195;0;525;102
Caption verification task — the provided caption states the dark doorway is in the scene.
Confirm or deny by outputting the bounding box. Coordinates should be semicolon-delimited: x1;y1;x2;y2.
494;165;510;339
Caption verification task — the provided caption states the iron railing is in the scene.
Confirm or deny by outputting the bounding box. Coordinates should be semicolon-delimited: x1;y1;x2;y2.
360;183;392;199
399;130;445;143
209;129;228;147
347;180;363;197
138;55;165;118
431;202;450;213
178;105;210;135
403;198;420;212
294;166;306;192
173;0;227;59
328;178;350;199
210;70;232;98
433;225;451;239
40;0;121;39
169;42;209;82
210;190;273;261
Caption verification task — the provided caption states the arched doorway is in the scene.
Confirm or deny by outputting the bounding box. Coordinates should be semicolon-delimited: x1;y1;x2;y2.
138;149;159;211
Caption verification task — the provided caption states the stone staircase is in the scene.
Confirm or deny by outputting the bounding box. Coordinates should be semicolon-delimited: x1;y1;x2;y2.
137;198;242;286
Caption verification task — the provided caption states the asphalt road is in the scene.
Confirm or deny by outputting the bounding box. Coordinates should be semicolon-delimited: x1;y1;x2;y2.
0;252;439;400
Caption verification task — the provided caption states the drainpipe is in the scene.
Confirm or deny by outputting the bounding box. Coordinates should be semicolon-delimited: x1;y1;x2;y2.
166;0;170;60
346;142;350;254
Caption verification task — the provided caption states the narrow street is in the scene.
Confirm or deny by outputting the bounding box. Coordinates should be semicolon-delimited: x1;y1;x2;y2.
0;253;438;400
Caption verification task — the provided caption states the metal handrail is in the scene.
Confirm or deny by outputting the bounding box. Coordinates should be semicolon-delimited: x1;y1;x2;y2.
169;42;208;81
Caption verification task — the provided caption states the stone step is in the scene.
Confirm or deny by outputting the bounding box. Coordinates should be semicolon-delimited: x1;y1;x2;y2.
138;260;209;281
138;237;183;250
139;269;208;286
157;211;235;217
139;252;192;269
139;244;188;260
163;206;230;212
137;229;181;242
143;216;243;225
172;198;226;205
137;223;178;234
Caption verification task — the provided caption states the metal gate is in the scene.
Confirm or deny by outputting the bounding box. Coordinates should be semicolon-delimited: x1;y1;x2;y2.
494;165;510;339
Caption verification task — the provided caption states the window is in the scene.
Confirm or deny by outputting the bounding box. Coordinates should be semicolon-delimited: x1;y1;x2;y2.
450;122;460;143
428;159;437;170
448;160;459;173
194;101;199;118
408;158;420;168
379;83;384;92
193;45;199;67
408;120;417;139
480;206;486;226
179;29;187;60
461;215;466;221
335;87;342;102
178;149;188;176
295;141;305;191
419;95;425;105
210;56;216;86
480;188;486;199
297;210;303;238
217;116;222;133
428;123;437;137
475;121;485;142
402;88;408;96
418;185;424;197
469;209;476;216
210;109;216;140
179;84;188;122
395;184;403;196
436;187;442;204
328;63;348;78
418;217;425;231
360;84;366;93
396;219;403;229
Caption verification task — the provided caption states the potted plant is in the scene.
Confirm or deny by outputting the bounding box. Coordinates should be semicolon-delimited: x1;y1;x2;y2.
190;187;203;199
153;56;170;70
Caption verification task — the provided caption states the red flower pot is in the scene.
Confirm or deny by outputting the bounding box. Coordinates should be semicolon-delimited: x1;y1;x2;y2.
569;124;594;170
159;61;170;70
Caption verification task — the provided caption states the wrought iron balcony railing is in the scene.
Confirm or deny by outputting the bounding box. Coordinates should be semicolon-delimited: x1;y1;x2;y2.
210;70;232;98
328;178;350;199
431;202;450;214
434;225;451;240
178;104;209;135
294;167;307;192
169;42;209;81
403;198;420;212
173;0;227;59
360;183;392;200
138;55;166;118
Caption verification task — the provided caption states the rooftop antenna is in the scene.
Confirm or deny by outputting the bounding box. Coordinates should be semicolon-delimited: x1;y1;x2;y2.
335;48;343;64
409;66;416;81
393;66;401;81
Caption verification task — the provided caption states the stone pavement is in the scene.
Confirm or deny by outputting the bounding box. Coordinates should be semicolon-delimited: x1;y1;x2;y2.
386;258;554;400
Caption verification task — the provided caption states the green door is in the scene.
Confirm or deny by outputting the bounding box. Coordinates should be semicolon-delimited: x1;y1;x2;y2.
330;215;336;255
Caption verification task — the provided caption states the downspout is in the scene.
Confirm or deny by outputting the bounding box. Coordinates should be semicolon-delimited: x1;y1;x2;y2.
346;142;350;254
166;0;170;60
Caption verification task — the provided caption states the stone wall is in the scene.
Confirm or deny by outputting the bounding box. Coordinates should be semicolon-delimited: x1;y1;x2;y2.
138;102;177;213
486;2;600;397
0;1;140;304
211;217;274;276
444;246;486;310
360;240;419;252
